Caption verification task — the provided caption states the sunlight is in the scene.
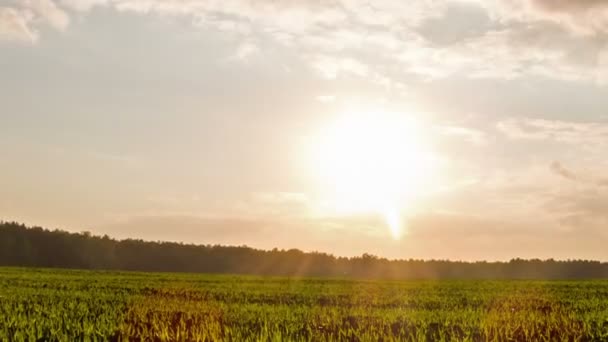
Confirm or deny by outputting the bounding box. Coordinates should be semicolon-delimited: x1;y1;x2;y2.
310;109;437;239
383;205;403;239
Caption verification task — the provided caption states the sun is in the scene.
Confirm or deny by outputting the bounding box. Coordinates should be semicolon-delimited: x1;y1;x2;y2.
310;109;436;238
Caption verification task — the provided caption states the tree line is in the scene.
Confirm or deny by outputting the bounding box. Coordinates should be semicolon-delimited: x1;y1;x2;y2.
1;221;607;279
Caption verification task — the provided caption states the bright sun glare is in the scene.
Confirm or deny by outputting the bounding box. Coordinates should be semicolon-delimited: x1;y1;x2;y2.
312;109;436;239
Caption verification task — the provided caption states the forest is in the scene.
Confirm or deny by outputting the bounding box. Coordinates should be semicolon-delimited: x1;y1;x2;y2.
1;221;607;279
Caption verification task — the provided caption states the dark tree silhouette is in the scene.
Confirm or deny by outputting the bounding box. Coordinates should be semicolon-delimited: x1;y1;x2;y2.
1;221;607;279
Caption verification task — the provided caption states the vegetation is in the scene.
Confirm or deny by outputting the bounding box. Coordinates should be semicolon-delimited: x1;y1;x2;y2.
3;222;608;340
2;267;608;341
2;221;608;279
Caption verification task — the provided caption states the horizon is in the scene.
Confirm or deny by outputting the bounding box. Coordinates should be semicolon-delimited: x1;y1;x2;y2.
2;0;608;261
4;220;608;264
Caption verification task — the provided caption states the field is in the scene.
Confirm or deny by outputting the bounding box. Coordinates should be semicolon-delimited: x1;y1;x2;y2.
1;268;608;341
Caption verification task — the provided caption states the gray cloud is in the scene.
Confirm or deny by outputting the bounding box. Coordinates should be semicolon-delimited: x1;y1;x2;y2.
548;161;608;188
550;161;578;181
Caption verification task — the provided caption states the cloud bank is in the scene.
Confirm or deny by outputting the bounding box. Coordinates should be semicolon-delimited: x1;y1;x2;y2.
3;0;608;83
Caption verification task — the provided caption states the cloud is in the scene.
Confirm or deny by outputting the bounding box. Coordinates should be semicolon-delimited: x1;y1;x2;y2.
550;161;577;181
45;0;441;85
59;0;107;12
25;0;69;31
0;0;69;43
416;1;608;82
58;0;606;39
428;23;608;82
529;0;608;13
0;7;37;42
311;56;369;79
228;41;260;62
495;120;608;191
548;161;608;188
342;0;447;27
438;125;487;145
96;0;349;36
497;118;608;145
85;0;443;31
545;187;608;233
6;0;608;84
489;0;608;36
541;161;608;234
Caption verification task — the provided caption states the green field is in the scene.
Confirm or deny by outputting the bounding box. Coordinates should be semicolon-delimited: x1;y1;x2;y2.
2;268;608;341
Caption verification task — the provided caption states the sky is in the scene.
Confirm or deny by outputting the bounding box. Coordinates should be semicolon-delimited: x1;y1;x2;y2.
2;0;608;261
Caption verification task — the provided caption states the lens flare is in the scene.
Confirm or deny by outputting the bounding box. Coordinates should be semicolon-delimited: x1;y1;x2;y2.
383;206;403;239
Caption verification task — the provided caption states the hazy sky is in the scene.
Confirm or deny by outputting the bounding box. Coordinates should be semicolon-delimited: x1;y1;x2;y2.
2;0;608;260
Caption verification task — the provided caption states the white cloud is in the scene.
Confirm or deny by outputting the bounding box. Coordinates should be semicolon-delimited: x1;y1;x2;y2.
6;0;608;85
0;0;69;43
60;0;107;12
438;125;486;145
341;0;447;27
484;0;608;36
311;55;369;79
0;7;38;42
229;41;259;62
25;0;69;31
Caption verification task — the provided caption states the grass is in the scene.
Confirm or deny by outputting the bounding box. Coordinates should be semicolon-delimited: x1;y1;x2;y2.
1;267;608;341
